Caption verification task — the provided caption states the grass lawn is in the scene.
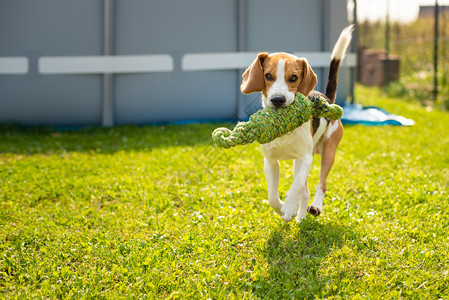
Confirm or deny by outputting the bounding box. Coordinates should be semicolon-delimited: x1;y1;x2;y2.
1;86;448;298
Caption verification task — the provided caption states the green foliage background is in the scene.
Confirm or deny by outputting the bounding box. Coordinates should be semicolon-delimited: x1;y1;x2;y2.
358;16;449;108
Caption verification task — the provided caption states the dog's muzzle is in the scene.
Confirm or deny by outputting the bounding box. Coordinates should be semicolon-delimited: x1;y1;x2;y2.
270;96;286;108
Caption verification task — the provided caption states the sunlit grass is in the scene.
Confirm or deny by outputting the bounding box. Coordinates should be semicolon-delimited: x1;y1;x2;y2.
1;86;448;298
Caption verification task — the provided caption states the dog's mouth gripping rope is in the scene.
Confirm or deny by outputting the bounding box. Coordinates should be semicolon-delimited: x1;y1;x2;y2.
212;92;343;148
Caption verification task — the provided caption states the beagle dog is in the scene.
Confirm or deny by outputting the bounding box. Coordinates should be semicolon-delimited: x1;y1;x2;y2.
241;26;353;222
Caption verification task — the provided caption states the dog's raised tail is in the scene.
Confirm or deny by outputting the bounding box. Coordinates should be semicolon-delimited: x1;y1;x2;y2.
325;25;354;103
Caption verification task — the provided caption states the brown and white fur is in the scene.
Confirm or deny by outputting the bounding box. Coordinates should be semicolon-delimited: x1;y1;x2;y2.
240;26;354;222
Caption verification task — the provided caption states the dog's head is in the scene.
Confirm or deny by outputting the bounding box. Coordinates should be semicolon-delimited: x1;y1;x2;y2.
240;52;317;109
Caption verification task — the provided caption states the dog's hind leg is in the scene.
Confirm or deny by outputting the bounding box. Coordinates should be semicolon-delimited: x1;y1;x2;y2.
308;120;343;216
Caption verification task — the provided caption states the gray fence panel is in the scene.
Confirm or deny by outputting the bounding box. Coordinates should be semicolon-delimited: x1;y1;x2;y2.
0;0;103;125
0;75;102;125
246;0;322;53
239;0;324;115
114;71;238;124
0;0;352;126
113;0;238;124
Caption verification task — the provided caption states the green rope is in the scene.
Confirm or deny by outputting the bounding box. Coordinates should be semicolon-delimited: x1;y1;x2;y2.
212;92;343;148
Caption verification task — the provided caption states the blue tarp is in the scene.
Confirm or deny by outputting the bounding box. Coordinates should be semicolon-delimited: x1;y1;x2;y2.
340;103;415;126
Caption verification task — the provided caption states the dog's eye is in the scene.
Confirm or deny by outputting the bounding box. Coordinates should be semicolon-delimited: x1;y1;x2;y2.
289;75;298;82
265;73;273;81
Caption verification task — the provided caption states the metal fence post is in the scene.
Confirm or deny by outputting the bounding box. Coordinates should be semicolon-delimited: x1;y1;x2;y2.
434;0;439;102
237;0;247;120
102;0;114;127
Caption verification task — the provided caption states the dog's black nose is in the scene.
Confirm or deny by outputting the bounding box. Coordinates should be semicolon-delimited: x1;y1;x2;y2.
271;96;286;108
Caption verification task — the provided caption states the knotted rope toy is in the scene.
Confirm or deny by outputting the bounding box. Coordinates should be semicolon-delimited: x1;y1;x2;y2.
212;92;343;148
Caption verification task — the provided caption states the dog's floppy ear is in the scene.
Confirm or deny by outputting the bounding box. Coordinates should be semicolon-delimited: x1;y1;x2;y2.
297;58;317;96
240;52;269;94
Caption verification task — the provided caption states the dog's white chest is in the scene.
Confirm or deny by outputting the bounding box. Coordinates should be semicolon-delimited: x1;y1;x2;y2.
260;121;312;161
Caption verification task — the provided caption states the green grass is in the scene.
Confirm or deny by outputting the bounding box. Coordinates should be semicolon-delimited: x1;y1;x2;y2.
1;86;449;299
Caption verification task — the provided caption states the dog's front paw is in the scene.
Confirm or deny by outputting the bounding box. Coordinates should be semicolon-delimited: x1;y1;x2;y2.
296;210;307;221
307;205;322;216
264;199;284;216
281;202;298;222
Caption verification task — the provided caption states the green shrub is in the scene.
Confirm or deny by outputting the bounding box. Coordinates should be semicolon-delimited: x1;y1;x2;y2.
359;17;449;109
386;71;449;109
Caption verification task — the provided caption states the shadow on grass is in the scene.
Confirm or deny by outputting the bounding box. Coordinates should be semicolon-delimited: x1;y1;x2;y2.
0;123;223;154
253;217;356;298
